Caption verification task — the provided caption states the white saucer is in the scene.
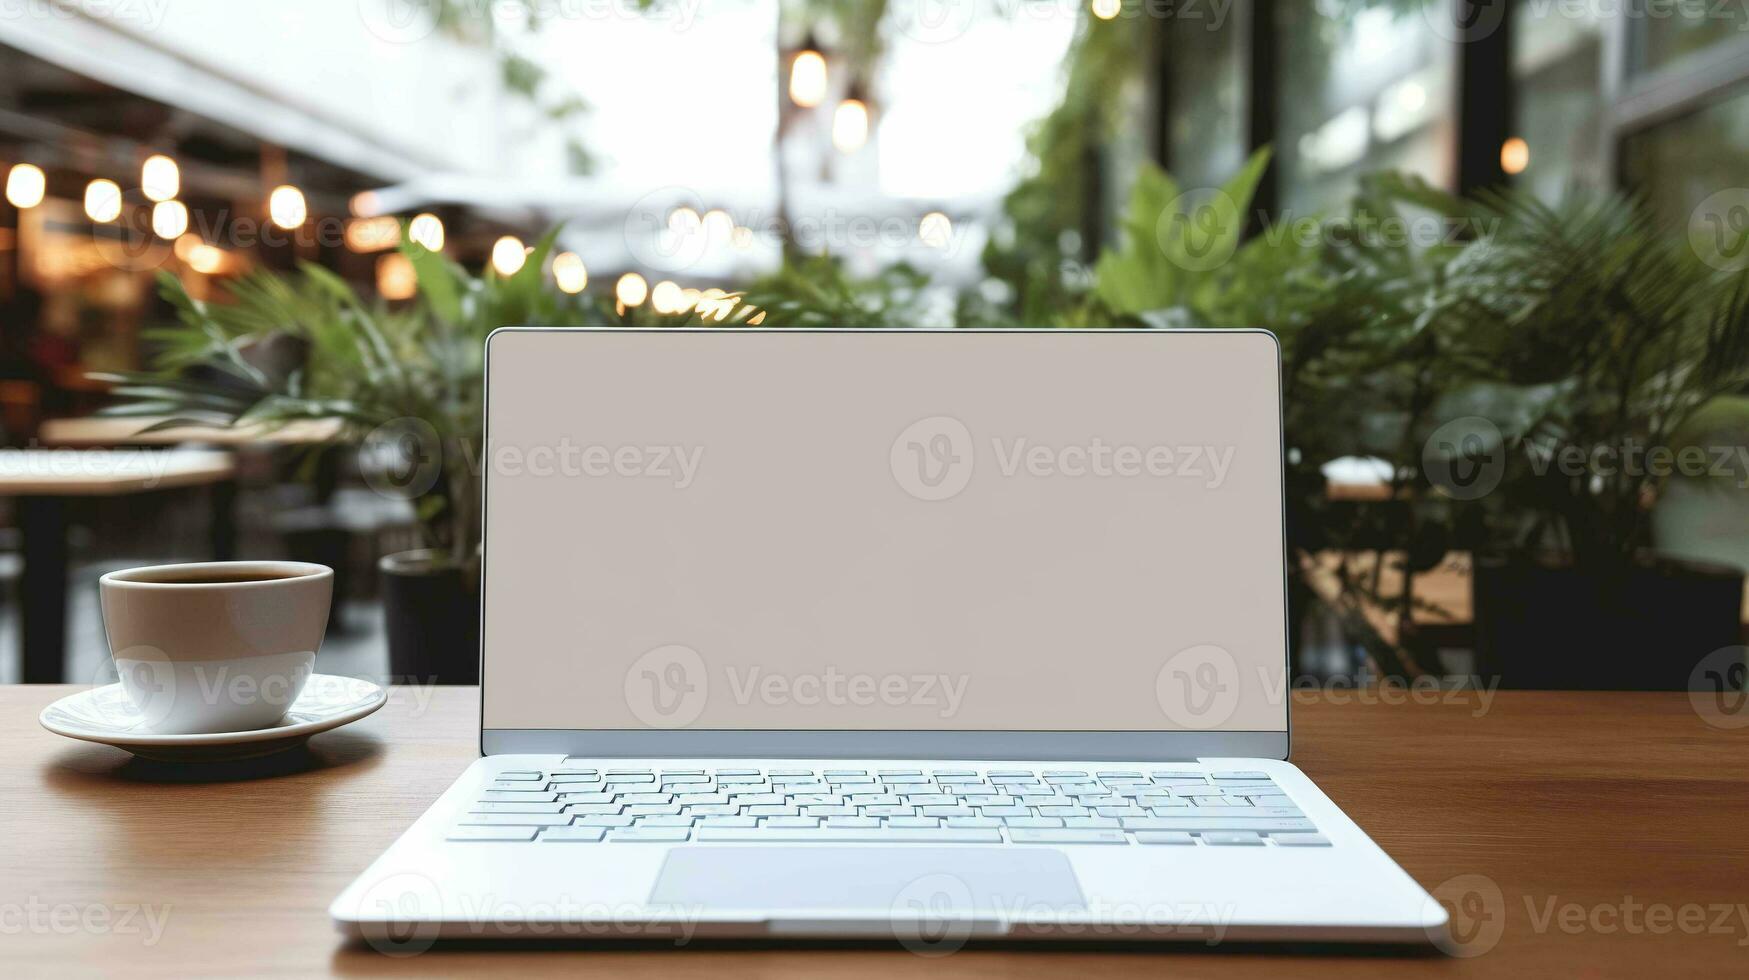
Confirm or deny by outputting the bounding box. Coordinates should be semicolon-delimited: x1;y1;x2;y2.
40;674;387;762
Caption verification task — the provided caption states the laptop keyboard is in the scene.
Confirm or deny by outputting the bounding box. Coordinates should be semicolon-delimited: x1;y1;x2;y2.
451;767;1329;847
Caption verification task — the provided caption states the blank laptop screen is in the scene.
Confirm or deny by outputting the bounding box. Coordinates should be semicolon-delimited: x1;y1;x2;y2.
482;329;1288;733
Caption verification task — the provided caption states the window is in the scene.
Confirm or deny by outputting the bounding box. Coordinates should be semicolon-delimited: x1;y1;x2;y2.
1620;83;1749;232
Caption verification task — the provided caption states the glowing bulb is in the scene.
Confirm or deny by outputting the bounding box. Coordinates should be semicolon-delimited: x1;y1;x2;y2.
703;209;733;242
731;226;753;249
408;212;445;251
833;99;869;154
152;200;188;239
667;206;701;236
650;280;683;313
345;216;400;252
789;49;828;108
1091;0;1121;19
1500;137;1530;175
491;235;528;276
1397;82;1427;113
269;185;307;229
615;272;648;307
188;243;224;275
350;190;382;217
6;164;45;209
84;179;122;222
919;211;952;249
553;251;588;293
377;253;417;301
141;154;179;202
173;234;201;262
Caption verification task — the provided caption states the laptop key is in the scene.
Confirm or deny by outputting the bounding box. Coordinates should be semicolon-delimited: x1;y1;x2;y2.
1009;829;1127;844
1212;772;1272;781
496;771;544;781
448;826;537;842
762;817;820;828
1201;832;1265;846
1271;834;1332;847
824;817;881;828
559;792;616;804
1134;832;1198;845
1062;817;1120;828
541;826;606;842
458;814;573;827
472;802;568;814
1002;817;1064;829
633;815;694;827
568;803;623;815
573;815;636;827
1125;817;1317;833
697;816;759;827
695;827;1002;843
608;828;692;842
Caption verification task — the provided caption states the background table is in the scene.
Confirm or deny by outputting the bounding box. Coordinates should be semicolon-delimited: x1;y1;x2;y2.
0;449;237;683
5;686;1746;977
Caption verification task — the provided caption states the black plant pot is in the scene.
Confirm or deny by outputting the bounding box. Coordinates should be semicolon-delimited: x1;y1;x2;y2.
380;549;480;685
1472;552;1744;690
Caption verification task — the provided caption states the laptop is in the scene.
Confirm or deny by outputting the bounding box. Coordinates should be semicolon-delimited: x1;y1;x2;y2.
332;327;1447;949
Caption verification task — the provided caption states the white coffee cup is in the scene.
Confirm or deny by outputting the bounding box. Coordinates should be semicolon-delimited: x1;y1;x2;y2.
99;561;333;734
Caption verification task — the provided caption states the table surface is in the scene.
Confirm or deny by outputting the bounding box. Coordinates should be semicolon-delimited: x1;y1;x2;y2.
0;448;235;495
7;686;1746;978
38;416;343;448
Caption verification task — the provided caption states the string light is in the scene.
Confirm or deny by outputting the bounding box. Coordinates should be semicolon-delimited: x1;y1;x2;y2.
1091;0;1121;19
6;164;45;209
377;253;417;300
152;200;188;238
269;185;307;230
553;251;588;293
491;235;528;276
788;34;827;108
919;211;952;249
667;206;702;236
84;179;122;222
1500;137;1530;175
141;154;179;202
350;190;383;217
188;243;225;275
703;209;733;242
651;280;684;314
408;212;445;251
615;272;648;307
345;216;400;252
833;94;870;154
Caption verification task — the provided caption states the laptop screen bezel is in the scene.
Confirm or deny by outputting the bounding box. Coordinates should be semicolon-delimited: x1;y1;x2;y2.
476;327;1292;761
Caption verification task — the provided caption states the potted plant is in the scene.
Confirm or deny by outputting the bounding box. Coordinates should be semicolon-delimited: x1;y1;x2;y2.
1428;191;1749;689
103;232;593;683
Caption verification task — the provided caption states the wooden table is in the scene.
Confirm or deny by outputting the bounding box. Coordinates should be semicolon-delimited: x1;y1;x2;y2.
38;416;343;448
6;686;1746;977
0;449;236;682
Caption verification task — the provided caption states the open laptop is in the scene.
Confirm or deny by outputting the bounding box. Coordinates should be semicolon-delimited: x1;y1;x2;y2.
332;328;1447;948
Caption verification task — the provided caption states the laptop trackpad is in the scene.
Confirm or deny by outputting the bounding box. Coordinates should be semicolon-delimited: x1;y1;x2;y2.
649;847;1084;914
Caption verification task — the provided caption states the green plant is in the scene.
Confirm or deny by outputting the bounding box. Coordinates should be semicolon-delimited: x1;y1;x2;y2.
102;231;594;571
1431;191;1749;567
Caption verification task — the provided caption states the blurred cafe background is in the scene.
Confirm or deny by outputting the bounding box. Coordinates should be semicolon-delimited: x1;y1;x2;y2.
1;0;1746;693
